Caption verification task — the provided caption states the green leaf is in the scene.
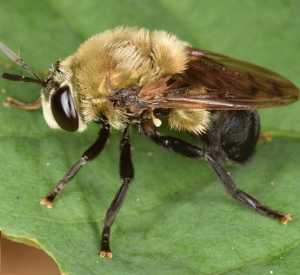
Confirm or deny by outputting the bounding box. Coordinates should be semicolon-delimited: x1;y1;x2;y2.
0;1;300;274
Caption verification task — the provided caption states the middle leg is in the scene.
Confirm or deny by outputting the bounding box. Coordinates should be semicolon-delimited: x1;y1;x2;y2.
100;124;135;258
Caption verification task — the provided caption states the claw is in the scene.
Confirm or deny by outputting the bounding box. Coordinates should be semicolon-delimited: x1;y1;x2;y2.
100;250;113;258
281;214;292;225
40;197;53;208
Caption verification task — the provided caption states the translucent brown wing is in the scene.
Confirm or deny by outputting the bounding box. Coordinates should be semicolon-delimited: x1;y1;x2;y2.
137;47;299;110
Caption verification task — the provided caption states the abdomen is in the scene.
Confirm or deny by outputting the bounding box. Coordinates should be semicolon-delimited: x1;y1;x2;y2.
197;110;260;163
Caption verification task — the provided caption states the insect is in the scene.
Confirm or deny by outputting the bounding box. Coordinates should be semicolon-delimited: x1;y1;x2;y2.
0;27;299;258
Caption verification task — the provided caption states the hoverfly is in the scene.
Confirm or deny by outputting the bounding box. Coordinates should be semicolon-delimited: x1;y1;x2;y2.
0;27;299;258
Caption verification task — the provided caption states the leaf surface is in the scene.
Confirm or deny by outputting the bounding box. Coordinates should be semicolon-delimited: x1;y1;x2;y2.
0;1;300;274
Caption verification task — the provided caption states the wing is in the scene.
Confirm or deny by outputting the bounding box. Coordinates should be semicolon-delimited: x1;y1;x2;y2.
136;47;299;110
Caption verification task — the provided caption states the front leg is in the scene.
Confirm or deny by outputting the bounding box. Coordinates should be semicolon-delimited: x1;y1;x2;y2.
100;124;134;258
40;120;110;208
4;96;42;110
135;119;291;224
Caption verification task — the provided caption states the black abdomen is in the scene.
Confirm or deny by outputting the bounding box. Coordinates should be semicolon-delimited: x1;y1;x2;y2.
198;110;260;163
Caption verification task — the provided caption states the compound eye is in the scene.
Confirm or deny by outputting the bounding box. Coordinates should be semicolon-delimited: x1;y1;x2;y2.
51;85;79;132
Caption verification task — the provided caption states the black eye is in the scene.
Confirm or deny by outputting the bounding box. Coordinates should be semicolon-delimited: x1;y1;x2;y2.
51;85;79;132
